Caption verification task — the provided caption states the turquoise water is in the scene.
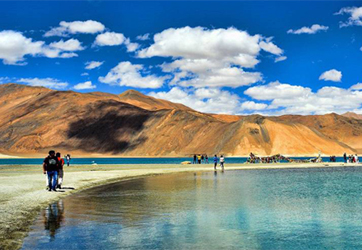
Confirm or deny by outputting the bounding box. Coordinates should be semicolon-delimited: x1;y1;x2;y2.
22;167;362;249
0;156;345;165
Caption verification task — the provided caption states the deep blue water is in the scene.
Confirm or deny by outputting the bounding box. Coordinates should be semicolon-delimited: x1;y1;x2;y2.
0;156;346;165
22;167;362;250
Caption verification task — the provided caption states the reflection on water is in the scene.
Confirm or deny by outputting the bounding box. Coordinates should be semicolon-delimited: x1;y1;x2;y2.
43;201;64;239
22;168;362;249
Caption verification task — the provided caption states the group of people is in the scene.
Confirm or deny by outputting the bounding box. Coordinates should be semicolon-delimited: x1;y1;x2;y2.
193;154;209;164
43;150;71;191
343;153;359;163
192;154;225;170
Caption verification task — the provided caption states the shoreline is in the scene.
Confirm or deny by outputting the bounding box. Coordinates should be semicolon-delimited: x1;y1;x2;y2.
0;162;360;250
0;154;342;159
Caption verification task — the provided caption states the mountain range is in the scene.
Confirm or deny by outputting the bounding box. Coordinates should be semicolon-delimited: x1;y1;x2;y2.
1;83;362;157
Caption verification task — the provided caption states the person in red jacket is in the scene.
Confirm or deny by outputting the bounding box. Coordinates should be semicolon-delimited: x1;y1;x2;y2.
56;152;65;189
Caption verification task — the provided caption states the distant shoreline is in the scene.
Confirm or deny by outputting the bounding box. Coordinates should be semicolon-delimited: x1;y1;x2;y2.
0;162;360;250
0;154;345;159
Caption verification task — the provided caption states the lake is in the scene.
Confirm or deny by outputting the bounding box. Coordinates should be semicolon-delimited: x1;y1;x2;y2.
22;167;362;249
0;156;346;165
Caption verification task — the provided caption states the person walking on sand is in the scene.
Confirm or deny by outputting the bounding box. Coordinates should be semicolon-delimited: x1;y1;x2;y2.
43;150;59;192
220;155;225;170
193;154;197;164
213;155;218;170
56;152;65;189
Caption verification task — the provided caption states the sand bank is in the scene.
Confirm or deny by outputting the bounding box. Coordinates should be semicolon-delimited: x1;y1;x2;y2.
0;162;359;249
0;153;19;159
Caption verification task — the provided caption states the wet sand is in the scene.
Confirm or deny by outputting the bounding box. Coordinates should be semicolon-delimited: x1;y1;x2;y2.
0;162;358;250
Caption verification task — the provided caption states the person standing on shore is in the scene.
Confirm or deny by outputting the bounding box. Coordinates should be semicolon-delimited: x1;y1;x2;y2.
197;154;201;164
65;154;71;166
205;155;209;164
213;155;218;170
56;152;65;189
201;155;205;164
193;154;197;164
220;155;225;171
343;153;347;163
43;150;59;192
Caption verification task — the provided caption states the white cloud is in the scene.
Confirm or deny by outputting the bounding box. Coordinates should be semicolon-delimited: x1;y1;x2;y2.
350;83;362;90
136;33;150;41
94;32;139;52
85;61;104;70
81;72;89;76
49;39;84;51
44;20;105;37
0;30;43;65
259;41;283;55
275;56;287;62
244;81;362;115
125;39;140;52
244;81;311;101
99;61;166;89
0;30;78;65
335;7;362;27
241;101;268;110
150;87;241;114
18;77;68;89
319;69;342;82
138;26;283;88
287;24;329;34
94;32;126;46
74;81;96;90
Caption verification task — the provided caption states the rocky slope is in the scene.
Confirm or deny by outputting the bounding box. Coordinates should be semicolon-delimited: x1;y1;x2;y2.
0;83;361;157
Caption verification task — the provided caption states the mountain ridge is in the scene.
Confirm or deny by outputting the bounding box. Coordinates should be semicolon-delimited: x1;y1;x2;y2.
0;83;361;157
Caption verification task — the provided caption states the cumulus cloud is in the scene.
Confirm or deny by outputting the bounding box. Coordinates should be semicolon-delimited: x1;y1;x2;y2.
138;26;284;88
244;81;362;115
350;82;362;90
287;24;329;34
49;39;85;51
74;81;96;90
136;33;150;41
94;32;139;52
44;20;105;37
0;30;43;65
241;101;268;110
18;77;68;89
94;32;126;46
319;69;342;82
0;30;78;65
99;61;166;89
335;6;362;27
150;87;242;114
85;61;104;70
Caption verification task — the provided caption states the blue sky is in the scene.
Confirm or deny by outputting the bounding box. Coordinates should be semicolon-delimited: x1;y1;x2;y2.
1;1;362;115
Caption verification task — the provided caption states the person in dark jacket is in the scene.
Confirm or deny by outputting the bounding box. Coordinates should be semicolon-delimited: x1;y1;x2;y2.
43;150;59;191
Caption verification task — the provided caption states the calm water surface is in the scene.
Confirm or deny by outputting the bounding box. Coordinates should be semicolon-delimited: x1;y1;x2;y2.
22;167;362;249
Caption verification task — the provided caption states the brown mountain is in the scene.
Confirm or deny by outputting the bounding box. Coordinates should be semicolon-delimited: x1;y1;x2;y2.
0;83;361;157
119;89;192;111
342;112;362;120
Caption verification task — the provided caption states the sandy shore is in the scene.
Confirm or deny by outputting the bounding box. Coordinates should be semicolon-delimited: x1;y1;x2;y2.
0;162;359;249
